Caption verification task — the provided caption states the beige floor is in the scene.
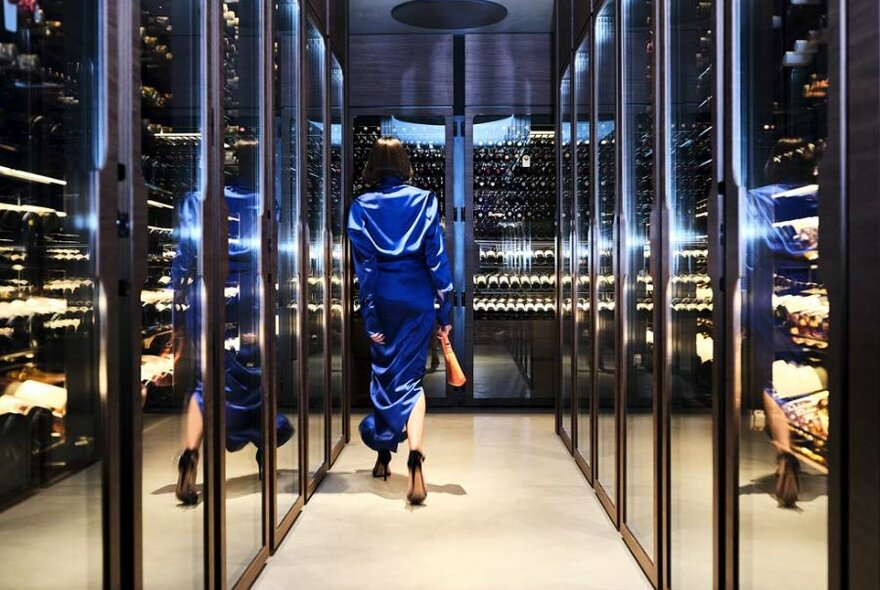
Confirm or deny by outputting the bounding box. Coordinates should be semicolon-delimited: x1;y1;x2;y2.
254;413;653;590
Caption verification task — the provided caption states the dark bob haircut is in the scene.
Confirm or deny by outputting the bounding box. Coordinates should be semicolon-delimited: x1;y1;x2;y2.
361;136;414;186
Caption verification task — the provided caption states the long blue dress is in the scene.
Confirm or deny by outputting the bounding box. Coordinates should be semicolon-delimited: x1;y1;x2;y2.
348;177;453;452
173;188;293;453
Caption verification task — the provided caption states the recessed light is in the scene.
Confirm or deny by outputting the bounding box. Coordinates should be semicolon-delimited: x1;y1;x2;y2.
391;0;508;30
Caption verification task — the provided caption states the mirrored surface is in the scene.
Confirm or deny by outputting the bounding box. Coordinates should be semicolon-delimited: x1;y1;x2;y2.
560;69;573;440
737;0;829;587
471;115;556;403
594;1;618;504
329;55;344;452
273;0;302;525
351;116;448;404
137;2;204;588
305;20;327;481
574;38;593;467
0;2;103;587
622;0;655;557
222;1;267;582
668;0;715;586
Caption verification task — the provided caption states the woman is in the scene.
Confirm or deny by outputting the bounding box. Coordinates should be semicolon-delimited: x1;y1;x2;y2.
347;137;453;505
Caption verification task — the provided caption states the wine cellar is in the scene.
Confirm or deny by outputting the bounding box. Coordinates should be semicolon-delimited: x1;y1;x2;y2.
0;1;877;589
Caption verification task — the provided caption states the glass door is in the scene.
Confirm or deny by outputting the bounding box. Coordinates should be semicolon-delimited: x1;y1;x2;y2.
221;1;267;583
594;0;619;515
137;2;205;588
328;55;344;457
0;2;104;587
304;19;327;488
667;0;717;586
560;70;574;444
469;114;557;405
574;36;593;474
622;0;656;571
350;115;450;406
736;0;829;587
273;0;302;531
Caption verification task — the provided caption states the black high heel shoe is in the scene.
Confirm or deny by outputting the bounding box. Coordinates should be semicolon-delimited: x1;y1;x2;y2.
176;449;199;505
372;449;391;481
406;450;427;505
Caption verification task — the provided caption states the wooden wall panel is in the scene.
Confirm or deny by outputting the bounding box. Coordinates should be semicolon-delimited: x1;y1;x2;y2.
575;1;591;42
306;0;326;29
329;0;346;61
845;0;880;587
349;35;454;108
557;0;573;73
465;34;554;108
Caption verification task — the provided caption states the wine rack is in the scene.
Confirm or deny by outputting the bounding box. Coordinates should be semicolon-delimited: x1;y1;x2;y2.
0;1;101;503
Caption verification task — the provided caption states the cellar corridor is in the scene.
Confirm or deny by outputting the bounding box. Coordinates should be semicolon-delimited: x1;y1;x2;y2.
253;414;652;590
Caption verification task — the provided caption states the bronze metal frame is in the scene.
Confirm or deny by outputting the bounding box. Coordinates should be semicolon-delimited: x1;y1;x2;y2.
617;0;660;583
571;29;594;485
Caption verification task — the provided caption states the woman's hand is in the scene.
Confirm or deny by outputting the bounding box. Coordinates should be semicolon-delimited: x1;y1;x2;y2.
369;332;386;345
437;325;452;339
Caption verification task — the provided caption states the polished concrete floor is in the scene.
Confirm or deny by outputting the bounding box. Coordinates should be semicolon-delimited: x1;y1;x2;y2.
254;413;653;590
0;411;829;590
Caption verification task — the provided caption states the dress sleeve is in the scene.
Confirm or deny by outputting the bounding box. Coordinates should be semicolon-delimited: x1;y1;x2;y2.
347;201;383;336
423;193;454;326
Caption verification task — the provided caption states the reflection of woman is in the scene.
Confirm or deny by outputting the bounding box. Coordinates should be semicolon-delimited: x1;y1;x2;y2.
175;141;292;505
348;138;453;505
760;137;824;508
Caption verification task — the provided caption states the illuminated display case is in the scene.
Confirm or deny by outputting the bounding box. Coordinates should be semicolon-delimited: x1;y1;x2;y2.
468;114;557;404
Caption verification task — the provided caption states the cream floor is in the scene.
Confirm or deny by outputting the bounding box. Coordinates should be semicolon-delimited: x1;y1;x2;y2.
254;413;653;590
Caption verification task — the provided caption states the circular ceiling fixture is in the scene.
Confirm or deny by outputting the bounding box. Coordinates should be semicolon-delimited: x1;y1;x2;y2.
391;0;508;30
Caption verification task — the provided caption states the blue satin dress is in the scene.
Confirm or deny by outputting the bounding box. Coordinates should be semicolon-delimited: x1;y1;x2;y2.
173;188;293;453
348;177;453;452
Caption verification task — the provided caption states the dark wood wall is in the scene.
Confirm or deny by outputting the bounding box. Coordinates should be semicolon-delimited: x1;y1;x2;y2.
306;0;326;28
843;0;880;587
464;34;554;108
349;33;553;109
557;0;572;73
329;0;347;60
349;35;455;108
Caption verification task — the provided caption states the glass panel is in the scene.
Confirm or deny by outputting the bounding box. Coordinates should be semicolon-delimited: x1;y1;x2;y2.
351;116;448;404
668;0;715;586
622;0;655;557
0;3;103;587
560;70;573;439
574;38;593;465
138;3;204;588
305;21;327;480
595;1;618;503
738;0;829;587
471;115;556;403
222;1;265;582
329;55;344;450
273;0;301;525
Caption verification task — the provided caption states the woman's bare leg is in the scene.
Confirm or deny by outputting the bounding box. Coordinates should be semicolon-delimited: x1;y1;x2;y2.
763;392;791;454
407;393;426;453
185;394;203;451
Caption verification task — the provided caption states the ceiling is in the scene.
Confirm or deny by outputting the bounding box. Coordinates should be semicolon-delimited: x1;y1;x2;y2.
349;0;554;35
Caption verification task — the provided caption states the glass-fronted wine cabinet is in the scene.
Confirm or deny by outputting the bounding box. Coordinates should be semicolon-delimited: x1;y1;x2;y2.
555;0;858;588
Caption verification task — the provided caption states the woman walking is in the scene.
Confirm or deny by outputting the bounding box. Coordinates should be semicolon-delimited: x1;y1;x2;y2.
347;137;453;505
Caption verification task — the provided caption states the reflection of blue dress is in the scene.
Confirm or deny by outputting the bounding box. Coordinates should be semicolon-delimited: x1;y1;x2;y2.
173;189;293;453
347;177;453;452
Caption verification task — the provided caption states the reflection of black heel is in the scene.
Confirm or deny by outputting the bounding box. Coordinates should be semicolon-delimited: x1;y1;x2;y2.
407;450;426;505
776;452;800;507
256;448;263;481
372;450;391;481
176;449;199;505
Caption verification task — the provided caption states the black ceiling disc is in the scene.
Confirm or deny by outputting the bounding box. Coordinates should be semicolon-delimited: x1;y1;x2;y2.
391;0;508;30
